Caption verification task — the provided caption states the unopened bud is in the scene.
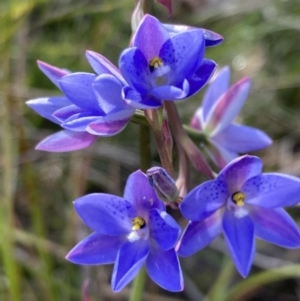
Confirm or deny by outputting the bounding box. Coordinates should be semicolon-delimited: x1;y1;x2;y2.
147;167;179;203
131;0;144;33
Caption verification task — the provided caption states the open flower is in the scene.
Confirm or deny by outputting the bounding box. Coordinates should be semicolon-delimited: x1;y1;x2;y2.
67;170;183;292
191;67;272;168
178;155;300;277
120;14;217;109
26;51;134;152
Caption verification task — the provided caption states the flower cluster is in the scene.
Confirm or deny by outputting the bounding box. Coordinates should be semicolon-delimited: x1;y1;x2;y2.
27;7;300;296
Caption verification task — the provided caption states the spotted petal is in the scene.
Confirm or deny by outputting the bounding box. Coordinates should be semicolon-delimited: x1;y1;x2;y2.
148;209;181;250
146;244;183;292
112;239;149;292
218;155;263;193
250;207;300;248
133;14;169;61
35;130;97;152
222;210;255;277
74;194;136;236
243;173;300;208
124;170;164;219
180;179;228;222
66;232;125;264
122;86;162;109
26;96;72;124
186;59;217;98
119;47;151;95
160;29;205;85
177;210;222;257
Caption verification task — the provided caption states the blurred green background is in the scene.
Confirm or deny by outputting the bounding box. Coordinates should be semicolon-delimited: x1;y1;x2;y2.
1;0;300;300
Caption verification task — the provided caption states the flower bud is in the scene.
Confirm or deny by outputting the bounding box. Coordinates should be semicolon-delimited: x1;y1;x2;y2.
131;0;144;33
147;167;179;203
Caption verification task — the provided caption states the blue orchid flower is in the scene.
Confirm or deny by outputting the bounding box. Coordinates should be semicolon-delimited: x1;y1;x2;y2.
119;14;217;109
191;67;272;168
26;51;134;152
178;155;300;277
66;170;183;292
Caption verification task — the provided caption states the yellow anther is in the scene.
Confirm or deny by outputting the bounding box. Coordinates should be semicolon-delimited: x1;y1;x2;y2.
232;192;245;207
132;217;146;231
149;57;163;70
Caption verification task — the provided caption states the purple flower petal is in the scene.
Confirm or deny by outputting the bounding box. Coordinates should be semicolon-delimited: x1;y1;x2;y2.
133;14;169;61
112;239;149;292
148;209;181;250
37;60;70;89
86;109;133;136
180;179;228;221
222;210;255;278
212;124;272;153
66;232;125;264
59;73;104;113
146;245;183;292
62;113;102;132
201;28;224;47
243;173;300;208
74;194;136;236
177;210;222;257
162;24;223;47
186;59;217;98
160;30;205;85
205;77;251;136
124;170;164;219
202;66;230;123
35;130;97;152
218;155;263;193
53;104;85;122
119;47;151;94
93;74;132;114
122;86;162;109
151;80;189;100
26;96;72;124
249;207;300;248
205;142;238;168
85;50;126;85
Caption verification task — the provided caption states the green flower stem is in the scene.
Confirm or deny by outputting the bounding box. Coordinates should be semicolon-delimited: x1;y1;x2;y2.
164;102;214;179
129;267;147;301
139;124;152;172
224;264;300;301
129;124;152;301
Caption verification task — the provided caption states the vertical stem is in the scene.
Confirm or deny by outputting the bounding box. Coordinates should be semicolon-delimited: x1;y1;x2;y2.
129;125;152;301
139;125;152;172
144;109;174;176
0;91;21;301
164;102;214;179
